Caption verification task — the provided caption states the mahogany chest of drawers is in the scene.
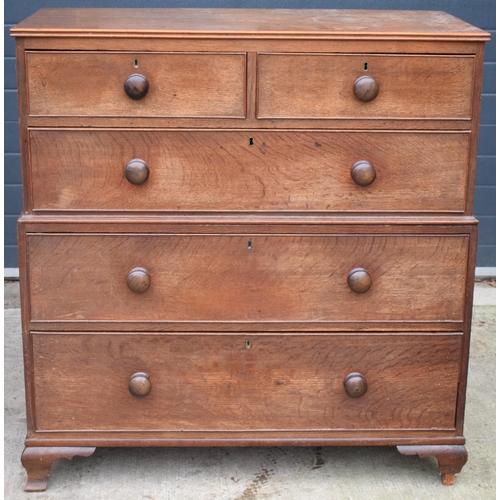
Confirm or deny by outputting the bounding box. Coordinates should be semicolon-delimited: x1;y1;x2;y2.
12;9;489;491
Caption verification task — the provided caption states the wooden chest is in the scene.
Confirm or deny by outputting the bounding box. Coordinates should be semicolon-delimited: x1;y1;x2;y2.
12;9;489;491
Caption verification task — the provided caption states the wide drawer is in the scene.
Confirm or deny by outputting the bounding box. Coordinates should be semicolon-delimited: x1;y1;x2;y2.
32;333;461;432
28;233;468;323
26;51;246;118
30;130;470;213
257;54;474;120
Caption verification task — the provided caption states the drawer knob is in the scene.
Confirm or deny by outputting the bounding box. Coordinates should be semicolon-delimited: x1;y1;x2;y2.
351;160;376;187
347;268;372;293
344;372;368;398
127;267;150;294
129;372;151;398
353;76;379;102
124;74;149;100
125;159;149;185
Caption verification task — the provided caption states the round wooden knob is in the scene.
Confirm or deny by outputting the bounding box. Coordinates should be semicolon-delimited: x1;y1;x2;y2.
347;268;372;293
125;159;149;185
351;160;376;187
127;267;150;294
124;74;149;100
344;372;367;398
353;76;379;102
129;372;151;398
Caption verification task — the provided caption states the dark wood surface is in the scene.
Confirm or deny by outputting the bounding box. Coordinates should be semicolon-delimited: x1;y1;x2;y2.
25;432;466;447
32;333;461;432
27;233;468;323
29;130;470;213
13;8;486;489
398;445;468;485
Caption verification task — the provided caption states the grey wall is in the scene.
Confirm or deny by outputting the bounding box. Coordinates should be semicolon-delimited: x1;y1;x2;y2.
4;0;496;268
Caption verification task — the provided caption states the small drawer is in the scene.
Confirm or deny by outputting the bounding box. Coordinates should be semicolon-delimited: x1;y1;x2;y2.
32;333;461;432
26;51;246;118
257;54;474;120
28;233;468;324
29;130;470;213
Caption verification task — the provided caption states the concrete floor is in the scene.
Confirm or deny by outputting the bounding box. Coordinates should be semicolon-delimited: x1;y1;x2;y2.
4;281;496;499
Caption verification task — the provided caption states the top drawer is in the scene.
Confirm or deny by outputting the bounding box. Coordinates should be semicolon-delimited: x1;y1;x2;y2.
257;54;474;120
26;51;246;118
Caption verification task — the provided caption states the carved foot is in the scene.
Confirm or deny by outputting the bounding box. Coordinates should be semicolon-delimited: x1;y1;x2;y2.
21;446;96;492
397;445;468;485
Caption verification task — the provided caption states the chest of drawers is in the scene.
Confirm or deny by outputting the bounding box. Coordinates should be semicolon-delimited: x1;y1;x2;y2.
12;9;489;491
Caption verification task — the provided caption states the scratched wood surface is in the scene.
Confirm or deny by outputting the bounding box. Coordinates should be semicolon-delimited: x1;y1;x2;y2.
257;54;474;120
11;9;488;39
26;52;246;118
32;333;461;432
27;233;468;323
29;130;470;213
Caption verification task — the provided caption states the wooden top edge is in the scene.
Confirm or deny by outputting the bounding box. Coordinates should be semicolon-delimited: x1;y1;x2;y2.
18;214;479;226
11;9;490;41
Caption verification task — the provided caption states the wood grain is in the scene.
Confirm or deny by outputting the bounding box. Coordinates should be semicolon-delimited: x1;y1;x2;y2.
26;51;246;118
29;130;470;213
27;233;468;323
455;224;478;433
20;37;486;56
32;333;461;432
25;433;465;447
25;115;473;131
21;447;95;492
465;43;486;214
257;54;474;120
11;9;489;40
398;445;468;485
18;215;480;232
12;8;487;488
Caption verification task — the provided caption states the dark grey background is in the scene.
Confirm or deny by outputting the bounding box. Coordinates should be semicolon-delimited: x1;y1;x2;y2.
4;0;496;268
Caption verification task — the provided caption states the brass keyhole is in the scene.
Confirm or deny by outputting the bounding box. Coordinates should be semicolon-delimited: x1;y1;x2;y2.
134;59;139;68
245;339;252;349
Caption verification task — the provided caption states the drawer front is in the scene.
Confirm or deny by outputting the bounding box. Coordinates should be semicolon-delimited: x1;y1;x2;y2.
257;54;474;120
28;233;468;323
30;130;469;213
26;52;246;118
32;333;461;432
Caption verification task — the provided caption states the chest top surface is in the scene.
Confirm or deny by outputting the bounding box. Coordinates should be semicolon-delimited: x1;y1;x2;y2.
11;8;489;40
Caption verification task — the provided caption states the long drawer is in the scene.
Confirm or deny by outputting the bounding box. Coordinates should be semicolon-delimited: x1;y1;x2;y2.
26;51;246;118
28;233;468;323
29;130;470;213
257;54;474;120
32;333;462;432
